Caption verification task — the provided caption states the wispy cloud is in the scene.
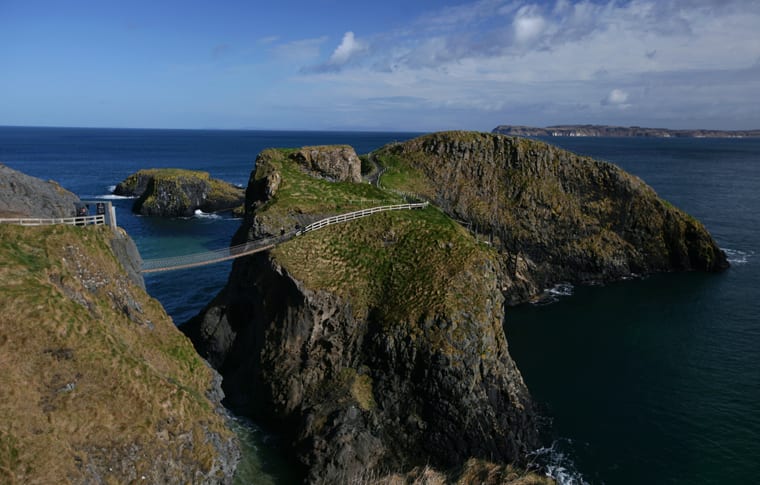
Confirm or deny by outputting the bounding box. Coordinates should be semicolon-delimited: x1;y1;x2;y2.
305;31;368;72
286;0;760;130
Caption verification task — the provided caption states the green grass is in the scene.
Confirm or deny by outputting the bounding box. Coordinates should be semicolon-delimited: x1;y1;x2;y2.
0;224;234;483
253;148;404;230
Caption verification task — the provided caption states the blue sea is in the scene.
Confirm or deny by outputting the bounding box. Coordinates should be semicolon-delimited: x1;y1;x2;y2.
1;127;757;484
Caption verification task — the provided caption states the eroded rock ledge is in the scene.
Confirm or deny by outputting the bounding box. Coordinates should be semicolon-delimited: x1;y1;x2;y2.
184;133;726;483
114;168;245;217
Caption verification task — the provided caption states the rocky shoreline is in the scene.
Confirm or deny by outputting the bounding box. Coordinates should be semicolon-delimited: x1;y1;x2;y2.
493;124;760;138
1;131;728;484
183;132;726;482
114;168;245;217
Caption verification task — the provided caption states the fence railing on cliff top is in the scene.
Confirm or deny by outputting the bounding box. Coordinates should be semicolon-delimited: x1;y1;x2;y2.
0;201;117;229
0;214;106;226
140;202;429;273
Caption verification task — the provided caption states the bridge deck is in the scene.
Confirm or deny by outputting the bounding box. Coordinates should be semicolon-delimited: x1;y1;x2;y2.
140;202;428;273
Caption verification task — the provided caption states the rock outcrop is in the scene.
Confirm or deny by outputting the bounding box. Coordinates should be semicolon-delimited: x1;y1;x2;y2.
114;168;245;217
185;132;727;482
0;163;80;218
290;145;362;183
0;221;240;484
374;131;728;303
184;147;541;482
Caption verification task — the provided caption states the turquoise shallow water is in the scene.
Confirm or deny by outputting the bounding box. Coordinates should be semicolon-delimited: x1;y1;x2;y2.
2;128;757;484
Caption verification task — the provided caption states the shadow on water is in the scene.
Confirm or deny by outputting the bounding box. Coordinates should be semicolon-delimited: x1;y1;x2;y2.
229;416;304;485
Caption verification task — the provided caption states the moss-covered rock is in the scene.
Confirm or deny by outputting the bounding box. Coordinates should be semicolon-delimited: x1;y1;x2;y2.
373;131;728;303
114;168;244;217
0;223;239;484
185;144;541;483
185;131;726;482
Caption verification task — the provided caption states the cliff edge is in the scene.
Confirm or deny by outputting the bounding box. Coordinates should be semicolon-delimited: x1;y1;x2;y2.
0;167;240;483
373;131;727;303
0;223;240;484
185;145;544;483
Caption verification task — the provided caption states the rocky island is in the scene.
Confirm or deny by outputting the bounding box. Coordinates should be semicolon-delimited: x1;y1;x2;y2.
114;168;245;217
184;132;726;482
492;124;760;138
0;166;239;483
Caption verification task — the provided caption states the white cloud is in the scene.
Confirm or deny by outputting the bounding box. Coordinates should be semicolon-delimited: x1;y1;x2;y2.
290;0;760;130
602;89;629;106
328;32;366;65
513;7;546;44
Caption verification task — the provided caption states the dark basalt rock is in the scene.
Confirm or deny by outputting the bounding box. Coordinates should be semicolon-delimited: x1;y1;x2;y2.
185;131;727;482
114;168;244;217
185;251;539;484
374;131;728;303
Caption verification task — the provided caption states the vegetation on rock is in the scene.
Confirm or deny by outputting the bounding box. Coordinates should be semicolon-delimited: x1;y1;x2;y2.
185;132;726;483
0;224;239;484
114;168;245;217
186;143;542;483
373;131;728;303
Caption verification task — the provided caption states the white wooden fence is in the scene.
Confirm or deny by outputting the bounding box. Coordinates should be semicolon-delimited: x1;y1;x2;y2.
0;215;105;226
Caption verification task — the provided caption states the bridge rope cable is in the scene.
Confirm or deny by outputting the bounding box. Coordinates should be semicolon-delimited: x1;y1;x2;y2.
140;202;428;273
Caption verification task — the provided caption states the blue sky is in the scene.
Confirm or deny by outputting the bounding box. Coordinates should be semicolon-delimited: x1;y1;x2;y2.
1;0;759;131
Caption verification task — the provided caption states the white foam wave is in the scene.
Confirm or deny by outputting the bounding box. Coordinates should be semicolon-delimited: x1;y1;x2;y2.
94;194;137;200
547;282;574;297
530;440;589;485
193;209;221;219
107;184;116;192
532;282;574;305
723;248;752;265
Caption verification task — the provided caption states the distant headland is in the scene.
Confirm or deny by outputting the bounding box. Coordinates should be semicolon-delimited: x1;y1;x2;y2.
492;124;760;138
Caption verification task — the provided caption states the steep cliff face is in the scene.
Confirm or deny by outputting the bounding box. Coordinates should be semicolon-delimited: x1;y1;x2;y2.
114;168;245;217
374;131;728;303
185;146;541;482
0;223;239;484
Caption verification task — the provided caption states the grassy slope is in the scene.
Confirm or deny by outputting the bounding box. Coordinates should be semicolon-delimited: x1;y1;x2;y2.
0;224;233;483
252;146;552;483
257;148;496;325
373;131;724;275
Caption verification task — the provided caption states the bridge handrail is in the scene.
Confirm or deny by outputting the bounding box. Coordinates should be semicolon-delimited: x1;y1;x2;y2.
140;201;429;273
301;202;428;234
0;215;106;226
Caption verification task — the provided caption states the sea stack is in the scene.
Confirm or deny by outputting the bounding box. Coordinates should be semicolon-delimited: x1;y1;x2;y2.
183;133;725;482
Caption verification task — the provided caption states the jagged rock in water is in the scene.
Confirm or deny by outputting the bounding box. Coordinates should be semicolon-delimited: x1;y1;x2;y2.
373;131;728;303
0;163;80;217
114;168;244;217
184;145;540;483
185;131;727;482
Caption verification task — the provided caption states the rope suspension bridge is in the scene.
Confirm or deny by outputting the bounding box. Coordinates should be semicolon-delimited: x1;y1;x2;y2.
140;202;429;273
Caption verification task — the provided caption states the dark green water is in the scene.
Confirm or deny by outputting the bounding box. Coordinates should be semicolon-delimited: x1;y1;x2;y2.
505;137;760;484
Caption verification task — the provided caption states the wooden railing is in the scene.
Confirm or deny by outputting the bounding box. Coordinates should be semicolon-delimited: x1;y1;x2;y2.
300;202;428;234
140;202;429;273
0;215;105;226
